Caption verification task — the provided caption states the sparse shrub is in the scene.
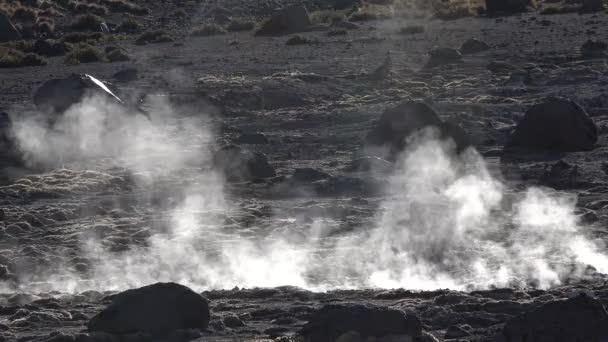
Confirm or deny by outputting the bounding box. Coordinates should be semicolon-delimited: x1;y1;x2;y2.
74;3;108;16
135;30;173;45
226;18;255;32
70;14;103;31
310;9;346;24
539;5;579;15
100;0;148;15
65;43;104;64
105;46;129;62
191;24;226;37
348;5;392;22
0;48;46;68
61;32;104;44
433;0;476;20
2;40;34;53
285;35;315;45
116;18;142;33
398;25;424;35
12;7;38;22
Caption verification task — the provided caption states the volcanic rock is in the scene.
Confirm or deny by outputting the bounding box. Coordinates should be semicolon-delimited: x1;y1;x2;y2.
502;294;608;342
255;5;311;36
33;74;124;114
213;145;276;181
426;48;462;68
506;97;598;152
581;0;604;12
365;102;471;160
112;68;138;83
459;39;490;54
581;40;607;59
87;282;210;335
485;0;533;14
0;14;21;42
300;303;422;342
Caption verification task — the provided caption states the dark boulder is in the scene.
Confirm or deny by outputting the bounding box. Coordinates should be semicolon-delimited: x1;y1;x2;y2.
255;5;311;36
213;145;276;182
581;0;604;12
33;39;68;57
365;102;471;160
0;14;21;42
33;74;124;114
426;48;462;68
485;0;534;14
581;40;607;59
506;97;598;152
87;282;210;335
459;39;490;54
112;68;138;83
502;294;608;342
300;303;422;342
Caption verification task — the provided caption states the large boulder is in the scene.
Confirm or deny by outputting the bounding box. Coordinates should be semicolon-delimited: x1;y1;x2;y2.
506;97;598;152
426;48;462;68
88;282;210;335
0;14;21;42
255;5;311;36
365;102;471;159
485;0;534;14
502;294;608;342
300;303;422;342
33;74;124;114
213;145;276;182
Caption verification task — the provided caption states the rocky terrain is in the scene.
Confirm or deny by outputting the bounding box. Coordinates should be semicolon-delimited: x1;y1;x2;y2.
1;0;608;341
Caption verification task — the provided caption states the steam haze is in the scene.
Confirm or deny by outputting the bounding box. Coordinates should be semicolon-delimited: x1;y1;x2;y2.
5;100;606;293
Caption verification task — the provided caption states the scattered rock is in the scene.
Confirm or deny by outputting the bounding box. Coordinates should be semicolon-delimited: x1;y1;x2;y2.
459;38;490;54
0;13;21;42
255;5;312;36
426;48;462;68
485;0;533;14
581;40;607;58
88;282;210;335
300;303;422;342
222;314;245;328
286;35;316;46
365;102;471;160
502;294;608;342
292;168;331;182
506;97;598;152
213;145;276;181
33;74;124;114
332;20;359;30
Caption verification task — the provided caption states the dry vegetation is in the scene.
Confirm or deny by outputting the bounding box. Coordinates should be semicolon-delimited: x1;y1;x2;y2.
0;47;45;68
136;30;173;45
191;24;227;37
65;43;104;64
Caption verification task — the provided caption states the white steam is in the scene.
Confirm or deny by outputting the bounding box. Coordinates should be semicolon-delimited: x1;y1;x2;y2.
5;96;608;293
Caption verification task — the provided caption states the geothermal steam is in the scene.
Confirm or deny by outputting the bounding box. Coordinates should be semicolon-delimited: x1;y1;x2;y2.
6;96;608;293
